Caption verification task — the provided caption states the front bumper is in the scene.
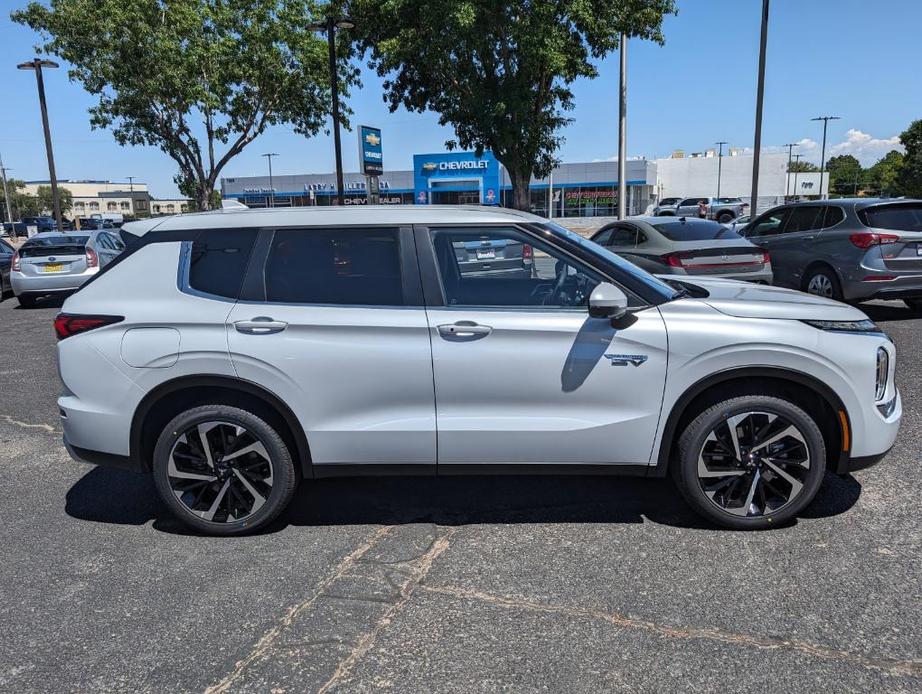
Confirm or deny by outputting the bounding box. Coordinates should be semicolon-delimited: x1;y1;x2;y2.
835;388;901;474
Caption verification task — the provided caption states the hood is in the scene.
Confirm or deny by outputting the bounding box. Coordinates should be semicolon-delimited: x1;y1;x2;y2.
661;276;869;321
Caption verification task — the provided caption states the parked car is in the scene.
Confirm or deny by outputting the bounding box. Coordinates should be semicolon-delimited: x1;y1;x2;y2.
55;206;899;534
20;216;58;234
653;197;748;223
590;216;772;284
737;199;922;309
0;238;14;298
76;217;116;230
2;222;28;239
10;230;125;307
451;236;533;277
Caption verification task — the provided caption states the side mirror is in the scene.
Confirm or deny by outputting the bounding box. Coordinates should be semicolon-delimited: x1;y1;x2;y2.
589;282;628;320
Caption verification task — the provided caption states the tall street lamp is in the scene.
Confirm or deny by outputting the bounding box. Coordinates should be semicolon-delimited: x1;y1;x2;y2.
749;0;770;215
261;153;279;207
783;143;797;200
811;115;840;200
0;153;13;226
715;141;727;200
310;16;355;206
18;58;62;230
791;153;803;200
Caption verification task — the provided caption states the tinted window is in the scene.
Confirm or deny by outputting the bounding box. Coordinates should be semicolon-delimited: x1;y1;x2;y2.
606;226;639;247
24;234;89;247
187;228;257;299
431;227;605;309
591;228;613;246
746;209;791;237
0;240;12;255
652;219;741;241
659;198;680;206
784;206;824;233
716;197;742;204
859;204;922;232
265;228;403;305
822;206;845;228
678;198;701;207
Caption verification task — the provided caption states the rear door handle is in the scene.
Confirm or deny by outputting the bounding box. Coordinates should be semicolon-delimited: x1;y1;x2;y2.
437;321;492;340
234;317;288;335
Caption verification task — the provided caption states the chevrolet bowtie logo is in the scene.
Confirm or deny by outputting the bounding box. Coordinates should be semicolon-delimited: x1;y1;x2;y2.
364;132;380;146
422;162;437;171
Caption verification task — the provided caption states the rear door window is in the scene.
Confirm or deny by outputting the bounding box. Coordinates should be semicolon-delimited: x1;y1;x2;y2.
187;228;258;299
859;204;922;232
821;206;846;228
264;227;404;306
783;206;824;233
606;226;639;247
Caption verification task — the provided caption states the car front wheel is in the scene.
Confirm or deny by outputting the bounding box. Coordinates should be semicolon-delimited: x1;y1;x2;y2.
152;405;297;535
672;395;826;529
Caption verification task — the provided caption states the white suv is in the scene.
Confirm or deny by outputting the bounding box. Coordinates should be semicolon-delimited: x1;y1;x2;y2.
56;206;901;534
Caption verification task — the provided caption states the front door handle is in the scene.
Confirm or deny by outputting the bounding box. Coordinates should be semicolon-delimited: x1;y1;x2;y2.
234;317;288;335
437;321;493;340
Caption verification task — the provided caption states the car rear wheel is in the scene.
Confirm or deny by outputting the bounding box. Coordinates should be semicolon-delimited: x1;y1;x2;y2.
152;405;297;535
672;395;826;529
716;211;734;224
803;266;843;301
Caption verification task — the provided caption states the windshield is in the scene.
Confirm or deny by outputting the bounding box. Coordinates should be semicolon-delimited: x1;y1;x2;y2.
540;221;677;300
652;219;741;241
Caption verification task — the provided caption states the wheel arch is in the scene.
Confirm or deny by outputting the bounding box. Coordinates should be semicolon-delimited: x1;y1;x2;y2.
801;260;844;292
130;374;312;477
652;366;852;477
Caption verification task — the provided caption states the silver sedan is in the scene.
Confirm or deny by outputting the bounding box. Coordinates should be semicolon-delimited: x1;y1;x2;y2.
590;215;773;284
11;230;125;307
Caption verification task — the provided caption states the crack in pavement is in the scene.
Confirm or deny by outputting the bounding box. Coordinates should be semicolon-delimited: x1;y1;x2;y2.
316;528;455;694
204;525;393;694
420;584;922;679
0;414;58;434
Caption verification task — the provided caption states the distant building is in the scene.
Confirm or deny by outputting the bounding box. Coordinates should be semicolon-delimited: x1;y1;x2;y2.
22;179;190;219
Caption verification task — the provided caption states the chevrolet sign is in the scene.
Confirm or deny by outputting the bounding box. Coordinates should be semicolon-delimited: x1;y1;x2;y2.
358;125;383;176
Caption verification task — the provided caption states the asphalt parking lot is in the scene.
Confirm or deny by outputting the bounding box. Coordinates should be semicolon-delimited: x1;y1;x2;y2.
2;293;921;693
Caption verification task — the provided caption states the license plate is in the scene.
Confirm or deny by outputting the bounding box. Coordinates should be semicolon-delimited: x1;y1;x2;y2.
476;249;496;260
42;263;65;273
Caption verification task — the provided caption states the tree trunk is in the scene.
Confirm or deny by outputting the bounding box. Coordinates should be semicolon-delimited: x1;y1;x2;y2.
509;170;532;212
195;183;212;212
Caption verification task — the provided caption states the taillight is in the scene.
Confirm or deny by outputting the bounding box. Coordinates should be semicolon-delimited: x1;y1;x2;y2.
522;244;533;263
664;252;686;268
54;313;123;340
760;251;770;265
85;247;99;268
11;251;20;272
849;232;900;249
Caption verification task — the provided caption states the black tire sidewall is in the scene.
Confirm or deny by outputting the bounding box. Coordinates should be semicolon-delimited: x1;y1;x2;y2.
674;395;826;530
805;266;842;301
717;212;733;223
152;405;296;535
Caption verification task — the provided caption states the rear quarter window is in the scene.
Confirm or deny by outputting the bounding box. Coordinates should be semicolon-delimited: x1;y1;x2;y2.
187;229;258;299
859;204;922;232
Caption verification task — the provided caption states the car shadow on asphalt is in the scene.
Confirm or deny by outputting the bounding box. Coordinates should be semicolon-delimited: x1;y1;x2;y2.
861;301;921;322
9;295;67;309
64;468;862;536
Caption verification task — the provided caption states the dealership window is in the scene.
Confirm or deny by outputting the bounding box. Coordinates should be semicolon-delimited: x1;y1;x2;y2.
89;201;99;210
120;201;130;211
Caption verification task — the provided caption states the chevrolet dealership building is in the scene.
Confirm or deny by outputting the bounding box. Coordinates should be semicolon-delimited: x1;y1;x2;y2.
221;150;823;217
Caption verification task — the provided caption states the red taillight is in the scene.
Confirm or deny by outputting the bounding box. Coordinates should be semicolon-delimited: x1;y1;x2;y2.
761;251;770;265
522;244;533;263
11;251;20;272
54;313;123;340
85;247;99;268
849;232;900;249
664;252;686;268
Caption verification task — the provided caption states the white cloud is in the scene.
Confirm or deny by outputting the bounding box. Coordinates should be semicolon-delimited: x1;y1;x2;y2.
828;129;903;165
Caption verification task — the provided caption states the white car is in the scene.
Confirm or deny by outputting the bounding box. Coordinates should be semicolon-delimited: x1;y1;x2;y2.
56;205;900;534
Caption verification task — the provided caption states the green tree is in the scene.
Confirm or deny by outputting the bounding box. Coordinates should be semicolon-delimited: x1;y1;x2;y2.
0;178;28;220
351;0;677;210
13;0;356;210
897;119;922;198
788;160;819;173
864;150;904;197
825;154;862;196
36;185;72;215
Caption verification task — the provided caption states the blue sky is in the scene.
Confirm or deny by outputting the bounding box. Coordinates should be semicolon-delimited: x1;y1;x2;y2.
1;0;919;197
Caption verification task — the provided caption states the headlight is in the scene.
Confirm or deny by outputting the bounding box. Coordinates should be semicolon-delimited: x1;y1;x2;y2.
801;319;881;334
876;347;889;401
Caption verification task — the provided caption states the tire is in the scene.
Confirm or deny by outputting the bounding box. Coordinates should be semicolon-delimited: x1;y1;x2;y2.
17;294;37;308
803;265;843;301
152;404;297;535
671;395;826;530
905;299;922;313
716;211;734;224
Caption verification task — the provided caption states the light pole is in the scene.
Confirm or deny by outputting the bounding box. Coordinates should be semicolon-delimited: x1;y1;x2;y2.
715;141;727;200
792;153;803;200
0;153;13;225
617;32;627;219
310;16;355;206
18;58;62;230
811;115;840;200
127;176;135;193
783;143;797;200
750;0;770;215
261;153;278;207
